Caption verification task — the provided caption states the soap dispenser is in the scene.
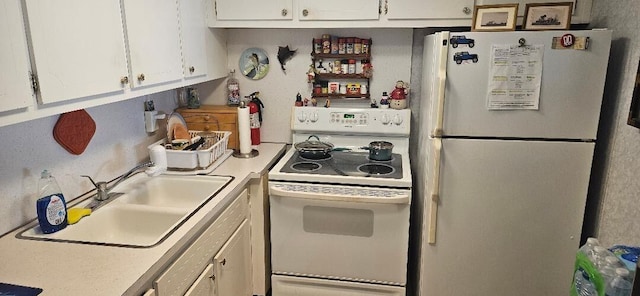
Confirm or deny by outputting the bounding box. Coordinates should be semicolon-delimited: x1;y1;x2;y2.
36;170;68;234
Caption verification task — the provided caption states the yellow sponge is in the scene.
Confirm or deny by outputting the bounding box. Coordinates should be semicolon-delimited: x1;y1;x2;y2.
67;208;92;225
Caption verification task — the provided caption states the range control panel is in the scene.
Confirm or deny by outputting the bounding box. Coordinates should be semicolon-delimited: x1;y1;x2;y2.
292;107;410;136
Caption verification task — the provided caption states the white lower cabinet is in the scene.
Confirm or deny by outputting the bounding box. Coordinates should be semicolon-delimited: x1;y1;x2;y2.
185;264;215;296
153;189;250;296
214;220;252;296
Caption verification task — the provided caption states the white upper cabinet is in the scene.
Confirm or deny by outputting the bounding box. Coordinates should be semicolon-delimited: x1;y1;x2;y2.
298;0;380;21
385;0;474;20
24;0;128;104
216;0;293;20
122;0;184;88
179;0;209;79
0;0;32;112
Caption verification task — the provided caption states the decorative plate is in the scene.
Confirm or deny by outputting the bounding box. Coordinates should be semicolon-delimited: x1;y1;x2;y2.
239;47;269;80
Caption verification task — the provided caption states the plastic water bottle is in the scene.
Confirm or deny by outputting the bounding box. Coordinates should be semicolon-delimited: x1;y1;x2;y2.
601;256;624;285
605;268;632;296
593;246;614;268
574;268;598;296
580;237;601;258
574;238;601;296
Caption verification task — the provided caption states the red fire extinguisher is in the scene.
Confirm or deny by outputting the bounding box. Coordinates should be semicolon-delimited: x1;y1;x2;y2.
246;92;264;145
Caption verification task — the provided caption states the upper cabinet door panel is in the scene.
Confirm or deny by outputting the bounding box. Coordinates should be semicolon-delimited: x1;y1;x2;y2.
122;0;183;88
385;0;474;19
0;0;32;112
298;0;380;20
25;0;128;104
179;0;208;79
216;0;293;20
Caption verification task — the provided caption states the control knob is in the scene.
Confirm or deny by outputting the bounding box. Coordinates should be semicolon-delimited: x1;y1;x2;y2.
297;112;307;123
393;114;403;125
310;112;319;122
381;114;391;125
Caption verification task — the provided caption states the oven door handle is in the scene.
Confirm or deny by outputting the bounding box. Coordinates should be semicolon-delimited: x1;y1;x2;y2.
270;184;410;205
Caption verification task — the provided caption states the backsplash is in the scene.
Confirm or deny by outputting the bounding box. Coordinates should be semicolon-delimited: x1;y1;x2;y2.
195;28;413;144
0;91;177;236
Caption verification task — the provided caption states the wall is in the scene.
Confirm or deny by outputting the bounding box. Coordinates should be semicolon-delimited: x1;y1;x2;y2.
195;28;413;144
587;0;640;246
0;91;177;235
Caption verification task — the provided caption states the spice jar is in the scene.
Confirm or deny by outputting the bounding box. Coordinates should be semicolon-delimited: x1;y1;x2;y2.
334;60;341;74
314;38;322;54
322;34;331;54
346;38;354;54
341;59;349;74
348;59;356;74
354;38;362;54
331;36;339;54
362;39;369;54
338;38;346;54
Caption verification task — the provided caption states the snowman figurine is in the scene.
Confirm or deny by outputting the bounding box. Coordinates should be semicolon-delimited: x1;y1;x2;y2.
390;80;408;110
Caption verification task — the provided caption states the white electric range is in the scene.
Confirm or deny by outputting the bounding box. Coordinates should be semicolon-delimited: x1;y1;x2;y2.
269;107;412;296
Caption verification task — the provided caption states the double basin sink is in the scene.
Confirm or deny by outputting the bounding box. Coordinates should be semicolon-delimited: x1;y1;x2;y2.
18;174;233;248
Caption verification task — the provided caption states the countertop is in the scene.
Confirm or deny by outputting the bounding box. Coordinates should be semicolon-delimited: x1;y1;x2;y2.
0;143;286;296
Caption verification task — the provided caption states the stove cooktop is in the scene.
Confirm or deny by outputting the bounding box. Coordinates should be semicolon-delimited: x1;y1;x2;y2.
279;151;404;179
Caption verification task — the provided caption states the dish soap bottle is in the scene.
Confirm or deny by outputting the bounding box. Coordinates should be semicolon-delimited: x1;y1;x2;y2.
36;170;68;234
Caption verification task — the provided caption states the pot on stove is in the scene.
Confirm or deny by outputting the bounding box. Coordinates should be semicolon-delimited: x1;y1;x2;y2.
364;141;394;161
294;135;345;160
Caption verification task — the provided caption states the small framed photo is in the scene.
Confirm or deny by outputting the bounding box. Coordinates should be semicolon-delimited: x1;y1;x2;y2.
523;2;573;30
472;4;519;32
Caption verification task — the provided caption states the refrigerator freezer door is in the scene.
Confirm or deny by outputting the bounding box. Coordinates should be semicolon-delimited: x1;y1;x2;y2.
426;30;611;140
420;138;594;296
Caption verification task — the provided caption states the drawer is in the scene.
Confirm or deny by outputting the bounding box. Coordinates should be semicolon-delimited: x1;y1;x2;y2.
181;112;236;125
154;189;249;296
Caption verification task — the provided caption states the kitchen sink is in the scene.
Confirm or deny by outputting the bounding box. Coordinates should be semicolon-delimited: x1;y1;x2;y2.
18;174;233;248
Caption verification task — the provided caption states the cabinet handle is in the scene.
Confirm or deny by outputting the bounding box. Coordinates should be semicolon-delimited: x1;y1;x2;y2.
189;66;195;73
120;76;129;84
204;125;210;131
204;115;210;121
302;9;309;17
281;8;288;16
221;258;226;266
209;274;215;281
462;7;471;15
137;73;145;81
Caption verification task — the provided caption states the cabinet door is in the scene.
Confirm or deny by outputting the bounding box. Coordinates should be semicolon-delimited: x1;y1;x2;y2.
122;0;183;88
214;220;252;296
185;264;216;296
385;0;474;19
24;0;128;104
215;0;293;20
0;0;32;112
298;0;380;20
476;0;576;17
179;0;208;79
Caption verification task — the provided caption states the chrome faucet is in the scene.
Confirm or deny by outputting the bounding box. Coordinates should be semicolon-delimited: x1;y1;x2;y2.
82;161;155;207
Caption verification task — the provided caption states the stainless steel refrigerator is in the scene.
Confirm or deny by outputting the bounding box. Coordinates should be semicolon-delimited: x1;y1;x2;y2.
415;30;612;296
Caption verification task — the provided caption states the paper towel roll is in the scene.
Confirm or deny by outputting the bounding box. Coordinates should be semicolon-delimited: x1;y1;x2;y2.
237;106;252;154
147;145;167;176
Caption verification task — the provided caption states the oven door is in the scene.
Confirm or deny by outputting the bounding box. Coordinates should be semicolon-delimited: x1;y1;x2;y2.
269;182;411;286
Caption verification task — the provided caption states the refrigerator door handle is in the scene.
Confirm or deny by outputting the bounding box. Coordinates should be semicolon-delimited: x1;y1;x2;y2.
432;31;449;138
428;138;442;244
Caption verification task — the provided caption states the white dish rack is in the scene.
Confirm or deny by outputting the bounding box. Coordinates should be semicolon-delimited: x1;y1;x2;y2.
149;131;231;170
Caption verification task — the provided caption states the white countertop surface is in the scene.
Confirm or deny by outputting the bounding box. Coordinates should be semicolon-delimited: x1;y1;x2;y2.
0;143;286;296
